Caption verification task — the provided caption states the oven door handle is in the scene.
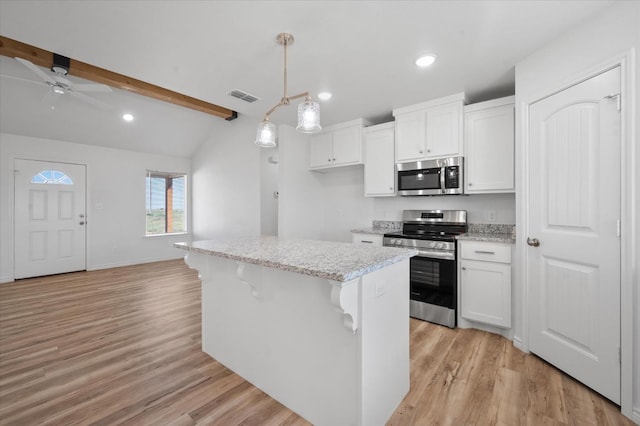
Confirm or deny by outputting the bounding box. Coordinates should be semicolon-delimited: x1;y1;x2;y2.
414;249;455;260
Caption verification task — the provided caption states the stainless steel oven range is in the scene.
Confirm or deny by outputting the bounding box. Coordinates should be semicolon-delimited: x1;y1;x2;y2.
383;210;467;328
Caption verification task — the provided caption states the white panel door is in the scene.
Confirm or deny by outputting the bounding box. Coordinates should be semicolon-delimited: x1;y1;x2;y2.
14;159;87;279
528;67;621;403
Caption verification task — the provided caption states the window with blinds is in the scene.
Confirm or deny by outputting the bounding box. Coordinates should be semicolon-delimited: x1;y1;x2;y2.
145;171;187;235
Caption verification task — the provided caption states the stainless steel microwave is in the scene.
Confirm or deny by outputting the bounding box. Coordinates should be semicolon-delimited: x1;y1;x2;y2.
397;156;464;196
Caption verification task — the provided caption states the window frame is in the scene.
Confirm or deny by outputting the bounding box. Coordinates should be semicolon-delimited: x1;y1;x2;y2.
145;170;188;237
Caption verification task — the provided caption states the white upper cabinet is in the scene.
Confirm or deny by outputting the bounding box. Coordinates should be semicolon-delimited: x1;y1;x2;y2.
464;96;515;193
364;122;395;197
393;93;464;163
308;132;333;168
308;118;370;170
394;110;424;162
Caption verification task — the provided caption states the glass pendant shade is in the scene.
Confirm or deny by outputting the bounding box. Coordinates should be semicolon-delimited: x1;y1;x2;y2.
255;120;277;148
296;99;321;133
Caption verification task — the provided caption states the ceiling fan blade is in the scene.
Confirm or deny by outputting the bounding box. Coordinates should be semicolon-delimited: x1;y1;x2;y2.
67;90;111;110
41;89;62;110
15;57;56;85
71;83;112;93
0;73;49;88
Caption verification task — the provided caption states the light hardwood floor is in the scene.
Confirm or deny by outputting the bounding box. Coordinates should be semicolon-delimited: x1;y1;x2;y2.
0;259;632;425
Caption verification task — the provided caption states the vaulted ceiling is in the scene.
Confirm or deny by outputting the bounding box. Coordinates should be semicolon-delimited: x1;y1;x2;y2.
0;1;614;157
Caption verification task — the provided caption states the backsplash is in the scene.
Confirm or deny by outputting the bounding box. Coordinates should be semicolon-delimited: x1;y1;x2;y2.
466;223;515;236
372;220;402;230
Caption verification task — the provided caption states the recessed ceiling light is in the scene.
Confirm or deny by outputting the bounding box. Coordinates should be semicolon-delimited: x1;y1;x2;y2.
318;92;332;101
415;54;437;68
122;113;134;122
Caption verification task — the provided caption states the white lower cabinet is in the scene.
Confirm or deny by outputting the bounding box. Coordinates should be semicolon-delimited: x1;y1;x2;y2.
459;240;512;328
351;233;383;246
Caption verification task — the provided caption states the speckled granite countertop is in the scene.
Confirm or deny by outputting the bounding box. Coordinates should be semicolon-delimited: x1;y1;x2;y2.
350;228;390;235
175;236;417;283
456;224;516;244
456;233;515;244
351;220;401;235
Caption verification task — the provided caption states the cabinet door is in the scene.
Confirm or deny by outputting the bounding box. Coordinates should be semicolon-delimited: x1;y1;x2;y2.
309;132;333;169
460;259;511;328
425;102;462;158
465;104;514;193
332;125;362;165
364;126;395;196
395;111;426;162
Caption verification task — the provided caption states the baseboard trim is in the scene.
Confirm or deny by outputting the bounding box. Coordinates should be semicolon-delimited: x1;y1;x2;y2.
88;254;184;271
0;275;14;284
631;408;640;424
513;336;529;354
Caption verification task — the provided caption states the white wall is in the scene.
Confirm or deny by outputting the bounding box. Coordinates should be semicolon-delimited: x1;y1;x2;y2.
260;147;279;236
515;2;639;419
278;125;374;242
278;122;516;243
191;115;261;240
0;133;191;282
373;193;515;224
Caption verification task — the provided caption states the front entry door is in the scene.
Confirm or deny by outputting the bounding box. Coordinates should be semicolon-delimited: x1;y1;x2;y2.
14;159;87;279
528;67;621;403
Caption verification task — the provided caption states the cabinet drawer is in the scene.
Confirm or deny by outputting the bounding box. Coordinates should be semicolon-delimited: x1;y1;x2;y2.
351;233;383;246
460;241;511;263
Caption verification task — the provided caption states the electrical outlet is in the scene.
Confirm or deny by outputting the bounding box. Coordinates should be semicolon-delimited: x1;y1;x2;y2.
488;210;497;222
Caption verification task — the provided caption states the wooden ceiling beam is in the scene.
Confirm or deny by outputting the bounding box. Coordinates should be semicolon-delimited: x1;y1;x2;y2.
0;35;238;121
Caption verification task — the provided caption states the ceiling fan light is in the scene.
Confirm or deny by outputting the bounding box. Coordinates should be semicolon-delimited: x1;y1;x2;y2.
52;85;65;95
296;99;321;134
255;120;277;148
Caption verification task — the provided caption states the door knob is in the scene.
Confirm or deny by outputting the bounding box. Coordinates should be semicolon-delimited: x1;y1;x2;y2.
527;237;540;247
79;221;86;225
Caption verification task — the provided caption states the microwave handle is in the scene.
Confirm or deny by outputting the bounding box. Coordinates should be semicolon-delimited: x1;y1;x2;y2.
440;168;446;193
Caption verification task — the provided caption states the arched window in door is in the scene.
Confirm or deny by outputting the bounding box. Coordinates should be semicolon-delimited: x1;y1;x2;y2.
31;170;74;185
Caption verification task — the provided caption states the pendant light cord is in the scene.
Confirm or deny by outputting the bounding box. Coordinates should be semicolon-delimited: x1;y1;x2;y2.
283;37;288;102
261;33;312;120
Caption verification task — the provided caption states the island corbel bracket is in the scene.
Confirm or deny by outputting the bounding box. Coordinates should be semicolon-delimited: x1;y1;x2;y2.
236;262;263;300
330;280;359;334
184;253;210;282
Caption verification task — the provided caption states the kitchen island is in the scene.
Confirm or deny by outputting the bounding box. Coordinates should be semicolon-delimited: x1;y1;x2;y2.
175;236;416;426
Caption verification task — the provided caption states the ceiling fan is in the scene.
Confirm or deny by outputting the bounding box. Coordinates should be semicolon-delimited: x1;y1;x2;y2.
15;57;112;109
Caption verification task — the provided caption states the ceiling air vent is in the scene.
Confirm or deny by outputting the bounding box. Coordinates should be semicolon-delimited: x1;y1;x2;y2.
228;89;261;103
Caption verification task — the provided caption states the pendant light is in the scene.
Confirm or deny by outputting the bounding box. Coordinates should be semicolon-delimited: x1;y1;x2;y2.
255;33;321;147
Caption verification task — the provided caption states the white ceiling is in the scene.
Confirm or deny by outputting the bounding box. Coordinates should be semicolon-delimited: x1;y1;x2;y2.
0;0;614;158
